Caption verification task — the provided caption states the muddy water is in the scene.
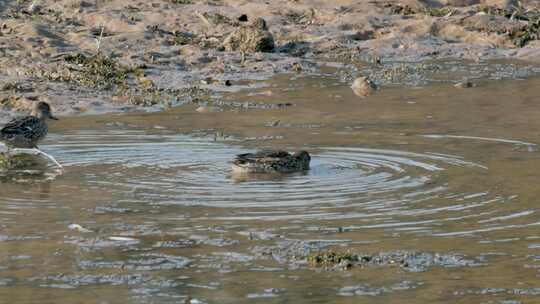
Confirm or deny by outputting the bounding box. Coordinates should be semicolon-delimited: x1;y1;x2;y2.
1;72;540;304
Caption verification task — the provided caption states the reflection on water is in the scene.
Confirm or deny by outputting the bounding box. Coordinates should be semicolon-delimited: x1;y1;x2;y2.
1;74;540;304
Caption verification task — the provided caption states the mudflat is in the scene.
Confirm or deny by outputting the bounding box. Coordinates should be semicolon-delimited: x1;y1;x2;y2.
1;0;540;118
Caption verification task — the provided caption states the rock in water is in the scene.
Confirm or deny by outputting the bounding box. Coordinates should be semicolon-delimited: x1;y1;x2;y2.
351;76;377;97
0;152;48;172
222;18;275;53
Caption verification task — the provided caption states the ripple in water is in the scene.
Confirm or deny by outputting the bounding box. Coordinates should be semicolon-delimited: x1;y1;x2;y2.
42;130;535;236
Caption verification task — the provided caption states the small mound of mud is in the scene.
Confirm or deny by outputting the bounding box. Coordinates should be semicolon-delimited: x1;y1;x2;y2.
222;18;275;53
253;240;483;272
62;53;129;88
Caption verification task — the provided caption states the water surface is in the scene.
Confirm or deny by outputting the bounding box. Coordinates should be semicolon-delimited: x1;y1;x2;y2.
1;72;540;303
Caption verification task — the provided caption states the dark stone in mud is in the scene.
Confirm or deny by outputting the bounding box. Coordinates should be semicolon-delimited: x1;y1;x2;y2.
222;18;275;53
238;14;248;22
278;41;310;57
347;30;375;41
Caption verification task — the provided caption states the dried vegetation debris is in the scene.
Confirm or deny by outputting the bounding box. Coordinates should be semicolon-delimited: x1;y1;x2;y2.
308;249;483;272
253;240;482;272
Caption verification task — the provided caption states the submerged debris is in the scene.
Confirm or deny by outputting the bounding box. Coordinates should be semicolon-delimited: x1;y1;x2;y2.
308;250;359;269
338;281;422;297
253;241;483;272
0;152;48;172
35;273;149;288
79;253;191;271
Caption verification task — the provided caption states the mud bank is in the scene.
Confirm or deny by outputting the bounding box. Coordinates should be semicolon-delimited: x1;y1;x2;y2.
1;0;540;120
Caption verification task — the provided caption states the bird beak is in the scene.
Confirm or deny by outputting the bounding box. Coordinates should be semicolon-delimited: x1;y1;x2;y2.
50;115;59;120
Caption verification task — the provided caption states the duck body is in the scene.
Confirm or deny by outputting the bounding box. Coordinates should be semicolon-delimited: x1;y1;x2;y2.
232;150;311;173
0;102;57;148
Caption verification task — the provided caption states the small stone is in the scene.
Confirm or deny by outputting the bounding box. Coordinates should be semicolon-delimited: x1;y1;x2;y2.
351;76;377;97
454;80;475;89
224;80;232;86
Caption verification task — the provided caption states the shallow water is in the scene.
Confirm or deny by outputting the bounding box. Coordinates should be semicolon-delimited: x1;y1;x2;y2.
1;71;540;303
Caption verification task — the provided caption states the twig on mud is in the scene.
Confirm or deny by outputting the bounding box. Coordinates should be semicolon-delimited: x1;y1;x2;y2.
95;25;105;54
196;11;211;26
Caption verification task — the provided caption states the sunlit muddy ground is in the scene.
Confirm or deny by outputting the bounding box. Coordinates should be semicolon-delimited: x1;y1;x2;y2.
1;66;540;303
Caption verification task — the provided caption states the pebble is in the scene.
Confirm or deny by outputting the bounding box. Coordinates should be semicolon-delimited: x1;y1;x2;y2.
351;76;377;97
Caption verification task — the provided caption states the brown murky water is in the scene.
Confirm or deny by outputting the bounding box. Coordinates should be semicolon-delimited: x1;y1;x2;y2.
1;71;540;303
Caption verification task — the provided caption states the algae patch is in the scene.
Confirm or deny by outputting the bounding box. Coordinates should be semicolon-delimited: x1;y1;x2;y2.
307;250;360;269
26;53;201;107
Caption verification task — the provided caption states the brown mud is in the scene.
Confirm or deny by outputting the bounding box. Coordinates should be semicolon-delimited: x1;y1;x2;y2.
1;0;540;119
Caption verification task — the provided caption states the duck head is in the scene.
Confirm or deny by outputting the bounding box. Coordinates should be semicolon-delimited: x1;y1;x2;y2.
293;150;311;169
32;102;58;121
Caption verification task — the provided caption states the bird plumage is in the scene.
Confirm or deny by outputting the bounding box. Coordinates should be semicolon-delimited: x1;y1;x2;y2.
0;102;57;148
232;150;311;173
